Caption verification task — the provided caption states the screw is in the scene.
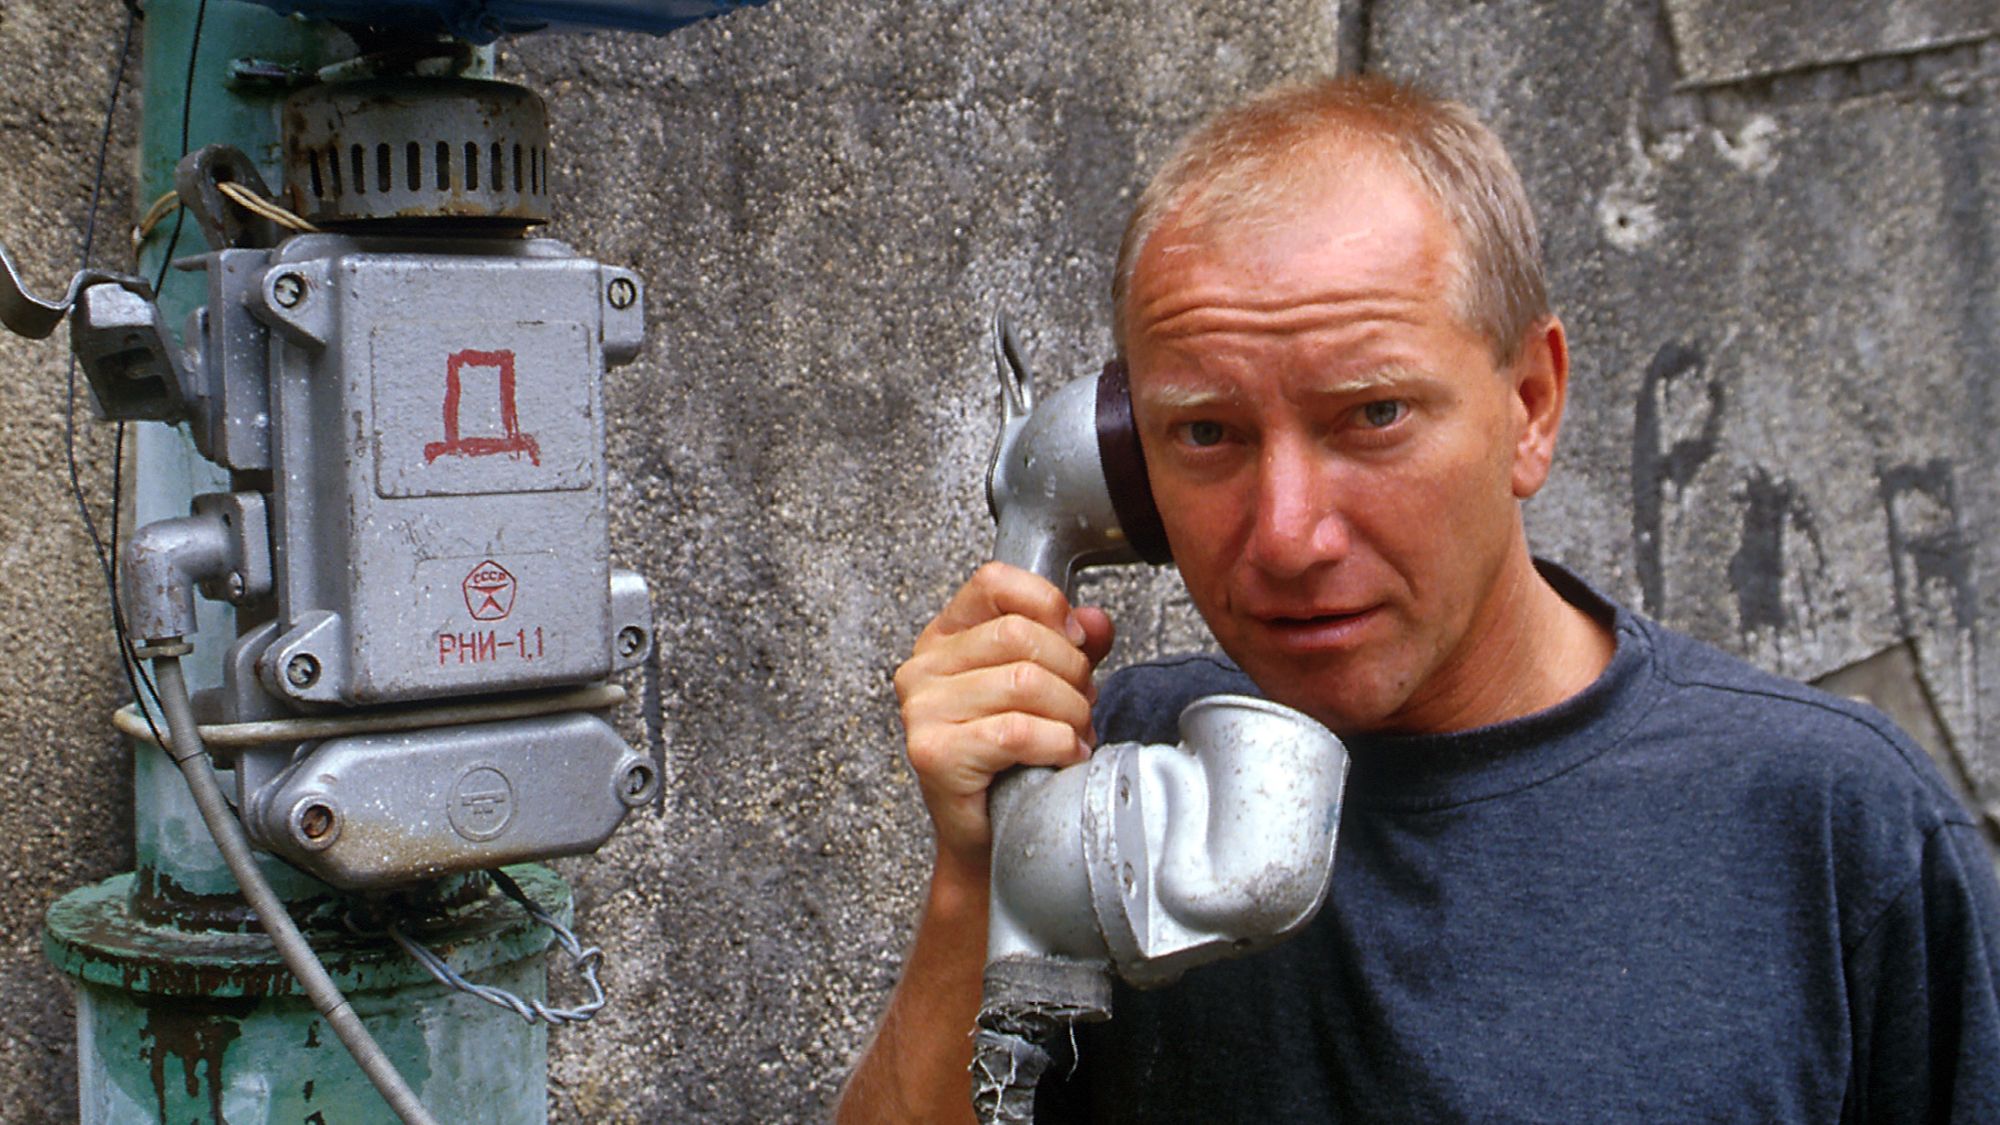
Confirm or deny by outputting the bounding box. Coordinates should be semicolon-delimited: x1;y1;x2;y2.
617;625;646;658
272;272;307;308
1118;776;1131;805
1121;862;1135;894
225;573;246;600
624;764;653;798
299;803;335;840
285;653;320;688
607;276;637;310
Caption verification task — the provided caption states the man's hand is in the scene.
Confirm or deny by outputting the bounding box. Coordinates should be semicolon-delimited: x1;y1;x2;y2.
838;563;1115;1124
895;561;1117;870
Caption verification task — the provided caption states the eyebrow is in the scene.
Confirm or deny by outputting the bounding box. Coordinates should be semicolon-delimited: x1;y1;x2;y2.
1140;365;1430;410
1142;383;1241;410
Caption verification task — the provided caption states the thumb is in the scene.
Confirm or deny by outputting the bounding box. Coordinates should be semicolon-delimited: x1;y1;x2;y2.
1074;606;1116;667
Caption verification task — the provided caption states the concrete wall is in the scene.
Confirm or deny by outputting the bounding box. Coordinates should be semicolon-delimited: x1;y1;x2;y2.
0;0;1993;1119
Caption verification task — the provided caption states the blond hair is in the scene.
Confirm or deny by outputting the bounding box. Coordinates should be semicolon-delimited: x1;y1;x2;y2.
1113;74;1548;365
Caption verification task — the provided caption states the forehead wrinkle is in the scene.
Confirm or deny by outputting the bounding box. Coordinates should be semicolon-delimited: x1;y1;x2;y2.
1145;298;1428;341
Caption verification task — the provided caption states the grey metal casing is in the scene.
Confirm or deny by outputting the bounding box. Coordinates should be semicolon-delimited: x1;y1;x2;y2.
240;233;648;706
243;712;658;889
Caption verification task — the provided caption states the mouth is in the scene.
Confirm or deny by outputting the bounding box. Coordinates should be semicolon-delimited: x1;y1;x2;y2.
1254;606;1381;651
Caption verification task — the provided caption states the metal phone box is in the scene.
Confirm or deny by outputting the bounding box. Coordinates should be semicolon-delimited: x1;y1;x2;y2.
251;234;648;706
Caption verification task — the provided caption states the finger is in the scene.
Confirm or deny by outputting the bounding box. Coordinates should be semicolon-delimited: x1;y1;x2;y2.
904;613;1094;687
922;562;1079;644
1073;606;1116;668
903;661;1094;740
910;711;1092;795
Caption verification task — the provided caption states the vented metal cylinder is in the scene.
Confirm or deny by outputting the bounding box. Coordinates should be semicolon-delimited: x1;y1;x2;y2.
282;78;552;228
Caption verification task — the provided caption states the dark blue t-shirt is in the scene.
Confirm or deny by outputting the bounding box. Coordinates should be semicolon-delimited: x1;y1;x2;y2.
1036;572;2000;1123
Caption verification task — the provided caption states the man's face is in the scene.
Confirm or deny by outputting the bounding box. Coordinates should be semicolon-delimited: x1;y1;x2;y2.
1124;156;1558;734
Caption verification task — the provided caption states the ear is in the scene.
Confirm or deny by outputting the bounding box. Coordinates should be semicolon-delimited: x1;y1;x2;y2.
1509;316;1569;499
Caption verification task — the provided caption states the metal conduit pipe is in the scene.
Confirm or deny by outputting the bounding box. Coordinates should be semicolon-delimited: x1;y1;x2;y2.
151;656;439;1125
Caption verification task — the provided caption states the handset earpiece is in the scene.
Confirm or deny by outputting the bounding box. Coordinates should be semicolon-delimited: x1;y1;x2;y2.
986;315;1170;594
1093;358;1172;567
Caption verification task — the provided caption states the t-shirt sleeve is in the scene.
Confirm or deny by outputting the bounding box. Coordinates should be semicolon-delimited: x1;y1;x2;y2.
1844;821;2000;1123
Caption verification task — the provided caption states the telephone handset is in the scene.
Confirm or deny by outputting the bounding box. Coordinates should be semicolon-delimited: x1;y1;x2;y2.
971;315;1348;1124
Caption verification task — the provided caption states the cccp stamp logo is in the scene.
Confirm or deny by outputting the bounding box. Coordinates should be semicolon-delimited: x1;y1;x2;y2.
462;559;516;620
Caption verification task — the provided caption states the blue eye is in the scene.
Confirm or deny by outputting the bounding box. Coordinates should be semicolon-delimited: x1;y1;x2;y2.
1361;400;1407;428
1186;421;1225;447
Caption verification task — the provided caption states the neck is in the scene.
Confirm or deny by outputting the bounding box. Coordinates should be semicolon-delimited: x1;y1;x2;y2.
1395;551;1615;734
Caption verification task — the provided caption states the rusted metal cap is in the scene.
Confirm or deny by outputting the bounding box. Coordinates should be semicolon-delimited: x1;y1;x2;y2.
282;78;552;228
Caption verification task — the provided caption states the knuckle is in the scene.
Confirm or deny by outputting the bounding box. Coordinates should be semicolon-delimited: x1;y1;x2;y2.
891;659;920;701
992;711;1038;752
904;728;944;770
1006;660;1044;699
993;614;1035;652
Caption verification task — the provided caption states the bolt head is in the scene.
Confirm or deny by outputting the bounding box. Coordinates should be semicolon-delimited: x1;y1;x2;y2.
616;625;647;658
300;803;335;840
291;797;340;850
284;653;320;688
272;272;306;308
225;573;246;600
607;276;638;310
618;762;658;806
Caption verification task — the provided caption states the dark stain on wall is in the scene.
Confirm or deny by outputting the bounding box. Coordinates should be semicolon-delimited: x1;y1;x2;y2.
1632;341;1726;615
1729;467;1824;632
1880;459;1977;632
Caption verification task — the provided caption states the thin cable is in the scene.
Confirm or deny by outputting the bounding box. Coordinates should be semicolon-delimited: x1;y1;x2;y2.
116;0;213;732
62;7;133;585
378;869;609;1028
152;657;438;1125
215;181;320;232
59;6;170;749
149;0;207;295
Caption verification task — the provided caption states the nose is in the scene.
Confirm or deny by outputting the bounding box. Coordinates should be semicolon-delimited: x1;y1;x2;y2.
1244;435;1349;578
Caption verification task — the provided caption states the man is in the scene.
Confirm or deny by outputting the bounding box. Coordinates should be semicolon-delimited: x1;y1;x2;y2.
839;74;2000;1122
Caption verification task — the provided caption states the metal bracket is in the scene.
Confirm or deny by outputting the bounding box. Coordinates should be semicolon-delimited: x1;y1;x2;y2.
71;279;195;422
0;234;197;421
0;241;83;341
176;144;282;251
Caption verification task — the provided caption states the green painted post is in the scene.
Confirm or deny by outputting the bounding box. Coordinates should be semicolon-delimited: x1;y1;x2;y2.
46;4;563;1120
132;0;336;904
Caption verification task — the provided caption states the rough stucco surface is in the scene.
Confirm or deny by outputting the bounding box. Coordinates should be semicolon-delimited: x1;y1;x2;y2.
0;0;1992;1120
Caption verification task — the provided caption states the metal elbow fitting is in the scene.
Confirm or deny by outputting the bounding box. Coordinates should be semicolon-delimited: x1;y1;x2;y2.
988;693;1347;988
123;512;233;647
122;492;273;647
985;315;1169;593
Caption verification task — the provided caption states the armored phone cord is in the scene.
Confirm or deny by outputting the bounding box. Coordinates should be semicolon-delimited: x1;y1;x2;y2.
152;655;440;1125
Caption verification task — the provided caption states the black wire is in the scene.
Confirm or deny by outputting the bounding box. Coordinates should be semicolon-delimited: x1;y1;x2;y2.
149;0;208;296
63;9;134;591
67;0;212;747
60;5;172;752
113;0;215;746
